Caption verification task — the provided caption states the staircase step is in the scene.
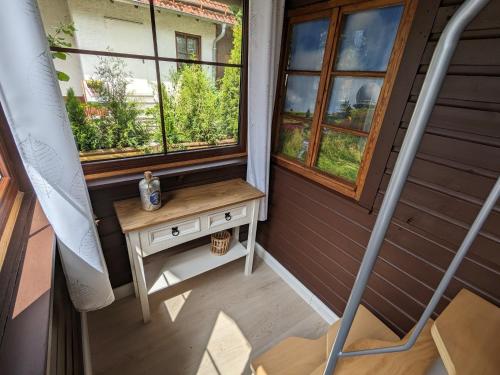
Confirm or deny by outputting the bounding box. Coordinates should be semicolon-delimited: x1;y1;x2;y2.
252;335;327;375
325;305;399;357
251;305;398;375
431;289;500;375
312;320;438;375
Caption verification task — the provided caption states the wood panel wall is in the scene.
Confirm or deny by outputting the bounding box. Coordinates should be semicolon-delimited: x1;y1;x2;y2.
258;0;500;336
88;160;247;287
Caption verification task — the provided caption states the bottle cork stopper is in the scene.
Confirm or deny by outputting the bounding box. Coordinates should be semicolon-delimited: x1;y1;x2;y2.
144;171;153;181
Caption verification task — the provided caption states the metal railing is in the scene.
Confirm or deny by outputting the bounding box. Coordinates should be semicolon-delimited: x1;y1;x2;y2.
323;0;493;373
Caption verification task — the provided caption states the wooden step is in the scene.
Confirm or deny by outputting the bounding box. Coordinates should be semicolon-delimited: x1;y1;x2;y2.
251;305;398;375
311;320;438;375
325;305;399;357
431;289;500;375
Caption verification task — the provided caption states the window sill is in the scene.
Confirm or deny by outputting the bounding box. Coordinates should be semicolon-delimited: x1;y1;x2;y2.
86;154;247;190
272;154;358;199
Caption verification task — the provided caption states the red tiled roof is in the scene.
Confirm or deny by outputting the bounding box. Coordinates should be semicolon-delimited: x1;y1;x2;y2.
136;0;237;25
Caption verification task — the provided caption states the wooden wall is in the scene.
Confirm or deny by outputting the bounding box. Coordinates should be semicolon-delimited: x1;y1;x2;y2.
88;160;247;287
258;0;500;336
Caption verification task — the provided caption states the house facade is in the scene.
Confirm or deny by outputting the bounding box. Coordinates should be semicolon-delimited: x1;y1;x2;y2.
38;0;235;103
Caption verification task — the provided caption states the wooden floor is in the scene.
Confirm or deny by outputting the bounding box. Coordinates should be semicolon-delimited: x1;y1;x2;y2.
88;256;329;375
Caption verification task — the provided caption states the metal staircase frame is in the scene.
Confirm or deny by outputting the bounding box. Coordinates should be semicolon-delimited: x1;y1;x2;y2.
323;0;496;373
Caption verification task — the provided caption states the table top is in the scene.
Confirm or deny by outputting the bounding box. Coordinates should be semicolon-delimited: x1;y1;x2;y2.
114;178;265;233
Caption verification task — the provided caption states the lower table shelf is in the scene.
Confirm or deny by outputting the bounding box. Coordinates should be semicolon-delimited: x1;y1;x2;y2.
144;241;249;295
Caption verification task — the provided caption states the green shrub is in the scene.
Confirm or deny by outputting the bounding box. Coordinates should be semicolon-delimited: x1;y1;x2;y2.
279;128;308;161
66;88;98;151
316;132;366;182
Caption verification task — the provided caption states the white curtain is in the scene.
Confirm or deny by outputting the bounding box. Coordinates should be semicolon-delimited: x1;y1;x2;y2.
0;0;114;311
247;0;285;221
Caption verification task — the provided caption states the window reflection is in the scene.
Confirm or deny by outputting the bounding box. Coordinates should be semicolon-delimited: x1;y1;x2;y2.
283;75;320;118
278;116;311;162
287;18;330;71
335;5;403;72
316;129;367;182
324;77;383;132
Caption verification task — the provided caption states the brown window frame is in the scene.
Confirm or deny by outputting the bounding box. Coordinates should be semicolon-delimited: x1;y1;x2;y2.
175;32;202;61
0;131;20;241
272;0;417;200
0;103;32;271
48;0;248;180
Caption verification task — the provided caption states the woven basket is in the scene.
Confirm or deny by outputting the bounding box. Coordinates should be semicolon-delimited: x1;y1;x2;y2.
211;230;231;256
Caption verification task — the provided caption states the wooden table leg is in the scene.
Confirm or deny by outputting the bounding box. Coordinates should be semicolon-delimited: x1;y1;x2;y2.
125;234;139;298
128;232;151;323
245;199;259;275
232;225;240;245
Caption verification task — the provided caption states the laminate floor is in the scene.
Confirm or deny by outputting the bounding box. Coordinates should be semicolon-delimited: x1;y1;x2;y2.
88;256;329;375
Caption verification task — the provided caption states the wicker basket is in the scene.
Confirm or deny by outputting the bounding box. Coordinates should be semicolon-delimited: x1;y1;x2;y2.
211;230;231;256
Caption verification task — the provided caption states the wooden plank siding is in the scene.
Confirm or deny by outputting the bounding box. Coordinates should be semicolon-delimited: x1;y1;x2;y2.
88;161;247;287
258;0;500;335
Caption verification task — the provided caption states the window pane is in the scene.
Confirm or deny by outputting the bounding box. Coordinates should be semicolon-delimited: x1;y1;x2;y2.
187;38;198;57
335;5;404;72
277;116;311;162
283;75;320;118
324;77;383;132
287;18;330;71
158;62;240;152
37;0;155;56
316;129;367;182
176;36;187;54
55;54;163;161
155;0;243;65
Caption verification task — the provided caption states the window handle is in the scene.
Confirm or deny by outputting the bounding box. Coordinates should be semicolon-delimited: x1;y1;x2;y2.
172;227;180;236
225;212;232;221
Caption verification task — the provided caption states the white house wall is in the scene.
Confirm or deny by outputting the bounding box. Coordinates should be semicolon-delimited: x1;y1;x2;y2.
38;0;85;97
38;0;220;100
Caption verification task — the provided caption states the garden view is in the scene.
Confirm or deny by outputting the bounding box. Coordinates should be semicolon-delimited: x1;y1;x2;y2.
51;12;242;161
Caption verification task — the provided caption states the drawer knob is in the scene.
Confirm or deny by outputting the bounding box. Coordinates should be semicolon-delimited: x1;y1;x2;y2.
172;227;180;236
225;212;232;221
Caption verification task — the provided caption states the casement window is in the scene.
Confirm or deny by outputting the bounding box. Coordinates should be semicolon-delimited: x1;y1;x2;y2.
273;0;416;199
37;0;247;177
175;32;201;61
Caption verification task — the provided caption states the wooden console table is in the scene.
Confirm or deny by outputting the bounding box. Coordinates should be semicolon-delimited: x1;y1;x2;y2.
114;179;265;323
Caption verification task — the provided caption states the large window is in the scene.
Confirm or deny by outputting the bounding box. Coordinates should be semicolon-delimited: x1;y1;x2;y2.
274;0;416;199
37;0;246;175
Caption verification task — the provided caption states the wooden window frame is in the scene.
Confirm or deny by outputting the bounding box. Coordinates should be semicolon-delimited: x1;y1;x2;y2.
0;103;32;272
47;0;248;179
272;0;417;200
175;31;202;61
0;127;20;242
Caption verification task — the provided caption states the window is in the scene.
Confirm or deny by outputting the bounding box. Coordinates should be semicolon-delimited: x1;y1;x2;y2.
274;0;416;199
0;105;24;270
36;0;246;176
175;32;201;61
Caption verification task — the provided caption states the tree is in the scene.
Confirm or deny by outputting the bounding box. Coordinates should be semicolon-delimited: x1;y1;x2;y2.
218;9;243;139
87;56;149;149
340;99;352;119
47;22;76;82
174;64;222;144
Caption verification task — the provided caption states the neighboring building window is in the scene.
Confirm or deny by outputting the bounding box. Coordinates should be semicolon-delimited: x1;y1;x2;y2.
36;0;246;176
175;32;201;60
274;0;416;199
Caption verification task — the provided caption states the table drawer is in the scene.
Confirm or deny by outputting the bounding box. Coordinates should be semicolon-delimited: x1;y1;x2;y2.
140;218;201;254
208;204;248;230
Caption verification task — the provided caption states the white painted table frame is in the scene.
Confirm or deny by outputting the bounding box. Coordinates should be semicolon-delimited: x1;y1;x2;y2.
125;199;260;323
